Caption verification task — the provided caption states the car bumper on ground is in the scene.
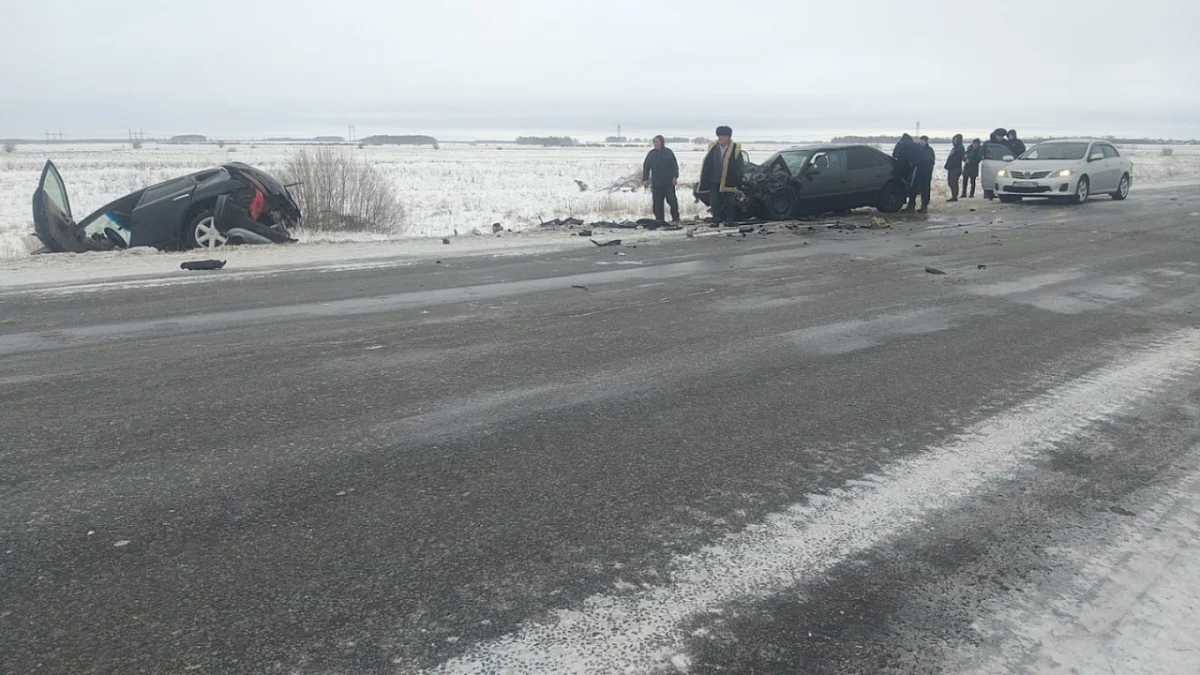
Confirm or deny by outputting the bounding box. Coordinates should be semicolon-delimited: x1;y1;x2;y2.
995;174;1079;198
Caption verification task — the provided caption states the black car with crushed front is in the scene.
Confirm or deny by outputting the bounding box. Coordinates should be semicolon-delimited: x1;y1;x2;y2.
30;161;302;253
696;144;908;221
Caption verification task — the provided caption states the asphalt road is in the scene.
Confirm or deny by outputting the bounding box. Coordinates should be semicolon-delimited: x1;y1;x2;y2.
3;188;1200;674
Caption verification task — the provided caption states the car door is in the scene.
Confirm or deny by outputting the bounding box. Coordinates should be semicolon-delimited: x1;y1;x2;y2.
31;161;84;253
980;142;1016;197
846;147;893;207
1099;143;1123;190
799;149;853;212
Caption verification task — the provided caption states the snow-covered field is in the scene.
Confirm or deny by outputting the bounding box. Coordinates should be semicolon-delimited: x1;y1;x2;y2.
3;141;1199;259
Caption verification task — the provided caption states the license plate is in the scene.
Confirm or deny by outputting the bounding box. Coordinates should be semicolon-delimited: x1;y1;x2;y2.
1014;181;1038;187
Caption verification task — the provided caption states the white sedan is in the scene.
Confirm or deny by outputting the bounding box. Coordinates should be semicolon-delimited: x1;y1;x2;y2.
994;138;1133;204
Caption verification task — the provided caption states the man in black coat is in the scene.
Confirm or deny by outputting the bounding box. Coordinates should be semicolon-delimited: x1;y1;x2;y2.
642;135;681;222
1005;129;1027;157
697;125;744;226
914;136;936;213
945;134;965;202
893;133;925;211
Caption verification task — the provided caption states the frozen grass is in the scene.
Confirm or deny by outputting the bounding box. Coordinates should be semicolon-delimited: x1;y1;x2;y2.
2;142;1198;258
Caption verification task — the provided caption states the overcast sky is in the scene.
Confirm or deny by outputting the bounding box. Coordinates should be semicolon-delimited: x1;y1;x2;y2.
3;0;1198;140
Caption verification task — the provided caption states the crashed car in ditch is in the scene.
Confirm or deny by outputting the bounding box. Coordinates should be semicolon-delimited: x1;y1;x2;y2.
695;144;908;221
31;160;301;253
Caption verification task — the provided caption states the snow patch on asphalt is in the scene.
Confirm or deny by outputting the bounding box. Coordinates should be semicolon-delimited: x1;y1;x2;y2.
422;329;1200;674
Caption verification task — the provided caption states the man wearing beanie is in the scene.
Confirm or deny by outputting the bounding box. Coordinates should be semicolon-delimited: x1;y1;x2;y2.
642;135;681;223
698;125;744;226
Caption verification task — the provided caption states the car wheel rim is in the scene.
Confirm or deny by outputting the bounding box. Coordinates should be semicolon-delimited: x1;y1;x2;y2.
1120;177;1129;197
194;217;227;248
1078;180;1089;201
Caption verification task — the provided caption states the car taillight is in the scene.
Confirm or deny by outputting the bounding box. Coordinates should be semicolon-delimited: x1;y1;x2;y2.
249;189;265;220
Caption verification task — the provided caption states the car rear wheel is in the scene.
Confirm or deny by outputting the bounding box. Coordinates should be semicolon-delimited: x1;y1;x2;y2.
998;195;1022;203
185;210;227;249
877;182;906;213
763;189;799;220
1070;176;1090;205
1111;174;1130;200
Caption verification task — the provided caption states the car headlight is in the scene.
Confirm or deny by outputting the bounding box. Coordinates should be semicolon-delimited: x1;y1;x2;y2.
997;169;1007;177
1056;169;1073;177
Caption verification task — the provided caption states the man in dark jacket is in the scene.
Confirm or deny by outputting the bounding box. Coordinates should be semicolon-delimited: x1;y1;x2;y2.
963;138;983;198
913;136;935;213
642;135;680;222
945;134;965;202
1005;129;1027;157
698;125;744;226
893;133;925;211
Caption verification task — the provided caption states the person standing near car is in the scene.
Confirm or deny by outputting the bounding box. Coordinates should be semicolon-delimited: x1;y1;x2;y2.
642;135;680;222
962;138;983;198
1005;129;1027;157
893;133;924;211
914;136;935;213
945;134;965;202
698;126;744;226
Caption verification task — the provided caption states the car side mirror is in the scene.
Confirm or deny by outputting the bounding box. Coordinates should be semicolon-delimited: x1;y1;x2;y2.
806;168;821;178
1089;153;1104;162
1003;155;1015;161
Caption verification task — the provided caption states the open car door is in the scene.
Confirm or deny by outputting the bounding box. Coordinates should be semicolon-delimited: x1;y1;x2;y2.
31;161;117;253
980;143;1016;200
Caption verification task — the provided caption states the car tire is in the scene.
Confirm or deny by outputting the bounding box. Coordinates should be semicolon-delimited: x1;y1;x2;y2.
1070;176;1090;205
877;181;907;213
1111;173;1130;200
763;189;799;221
184;210;228;249
998;195;1022;203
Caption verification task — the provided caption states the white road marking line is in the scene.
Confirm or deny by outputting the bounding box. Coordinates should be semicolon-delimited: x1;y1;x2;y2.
422;329;1200;675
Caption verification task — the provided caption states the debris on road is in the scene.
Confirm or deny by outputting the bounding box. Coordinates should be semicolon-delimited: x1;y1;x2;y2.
978;264;988;270
442;238;451;245
577;230;593;237
574;180;589;192
925;266;948;275
539;217;584;229
571;285;589;291
591;239;622;247
180;259;226;271
868;217;891;229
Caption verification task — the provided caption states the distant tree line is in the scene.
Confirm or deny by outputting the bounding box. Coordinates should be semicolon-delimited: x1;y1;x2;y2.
359;135;439;149
516;136;579;147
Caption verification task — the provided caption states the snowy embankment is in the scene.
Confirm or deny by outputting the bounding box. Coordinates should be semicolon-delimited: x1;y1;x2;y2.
2;142;1199;260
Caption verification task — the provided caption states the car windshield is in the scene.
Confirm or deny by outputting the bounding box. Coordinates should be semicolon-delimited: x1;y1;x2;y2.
1020;143;1089;161
772;151;812;175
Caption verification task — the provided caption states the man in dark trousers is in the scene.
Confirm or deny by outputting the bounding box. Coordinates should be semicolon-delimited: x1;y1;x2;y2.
642;135;680;222
914;136;935;213
945;134;965;202
1005;129;1027;157
698;126;744;226
963;138;983;198
893;133;925;212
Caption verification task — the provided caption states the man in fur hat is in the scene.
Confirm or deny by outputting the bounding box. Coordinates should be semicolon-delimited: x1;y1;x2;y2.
697;125;744;226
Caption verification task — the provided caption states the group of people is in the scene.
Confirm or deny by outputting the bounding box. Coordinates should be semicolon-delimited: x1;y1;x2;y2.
641;126;744;225
640;125;1029;222
891;128;1025;212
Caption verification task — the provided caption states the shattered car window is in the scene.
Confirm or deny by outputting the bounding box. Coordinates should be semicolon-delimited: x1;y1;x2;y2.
83;212;132;246
780;152;812;176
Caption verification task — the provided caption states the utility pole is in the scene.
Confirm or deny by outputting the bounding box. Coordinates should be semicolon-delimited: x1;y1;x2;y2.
915;121;921;137
45;130;51;145
617;124;621;142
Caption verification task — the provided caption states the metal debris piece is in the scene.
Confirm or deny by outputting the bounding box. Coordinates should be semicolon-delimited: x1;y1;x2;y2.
180;259;226;271
590;239;622;247
924;266;947;275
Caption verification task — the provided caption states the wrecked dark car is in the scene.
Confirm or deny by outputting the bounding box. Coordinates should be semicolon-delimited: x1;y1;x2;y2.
31;161;301;253
695;145;908;221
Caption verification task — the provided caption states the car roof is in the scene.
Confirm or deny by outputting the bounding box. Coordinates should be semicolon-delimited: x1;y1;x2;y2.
1031;138;1109;144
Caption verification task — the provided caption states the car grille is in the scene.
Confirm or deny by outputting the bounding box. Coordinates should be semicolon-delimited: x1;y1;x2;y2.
1004;185;1053;194
1009;171;1051;179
